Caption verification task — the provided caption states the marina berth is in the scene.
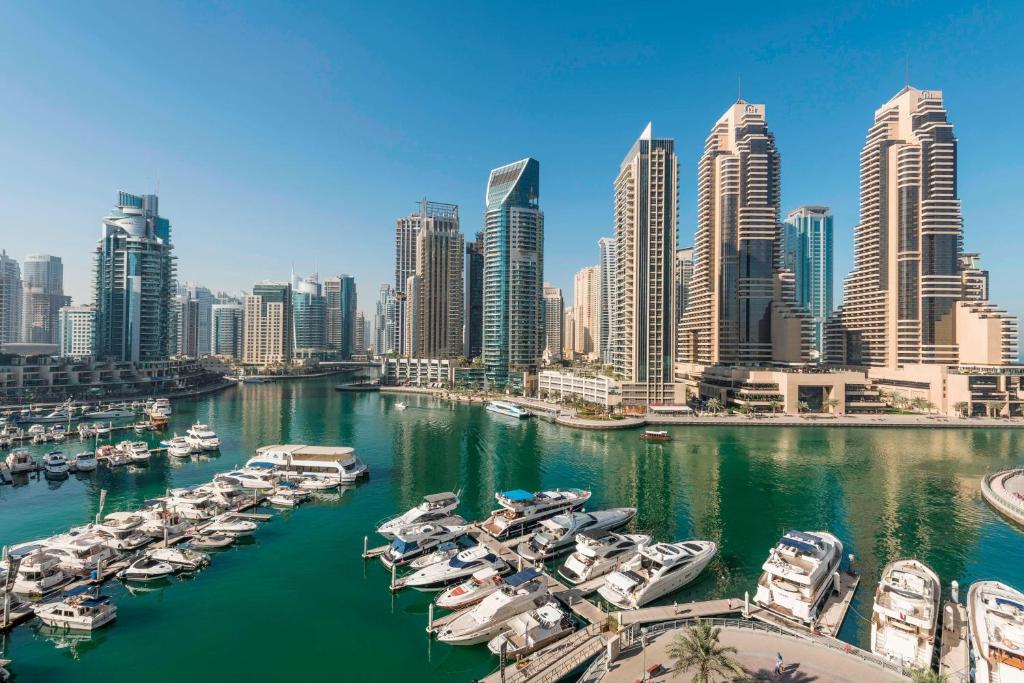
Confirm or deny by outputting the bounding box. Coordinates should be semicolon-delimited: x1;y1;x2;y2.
515;508;636;562
376;491;461;539
485;400;531;419
401;545;509;591
753;530;844;624
558;531;653;585
598;540;718;609
35;587;117;631
247;444;369;484
481;488;592;541
486;602;575;658
870;559;940;669
436;567;508;611
968;580;1024;683
435;568;550;646
383;519;471;568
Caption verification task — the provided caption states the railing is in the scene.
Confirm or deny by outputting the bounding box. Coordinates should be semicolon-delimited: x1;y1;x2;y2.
982;469;1024;519
486;623;603;683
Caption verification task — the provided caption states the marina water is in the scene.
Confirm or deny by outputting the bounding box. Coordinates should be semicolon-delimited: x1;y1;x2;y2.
2;377;1024;681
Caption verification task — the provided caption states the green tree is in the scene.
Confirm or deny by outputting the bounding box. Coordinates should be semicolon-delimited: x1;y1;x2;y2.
909;668;947;683
706;398;722;415
666;621;747;683
954;401;969;417
798;400;810;414
827;398;840;414
768;400;781;415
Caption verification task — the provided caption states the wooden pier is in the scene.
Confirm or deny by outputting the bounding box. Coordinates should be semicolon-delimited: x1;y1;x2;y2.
939;600;969;680
618;597;742;626
0;599;35;632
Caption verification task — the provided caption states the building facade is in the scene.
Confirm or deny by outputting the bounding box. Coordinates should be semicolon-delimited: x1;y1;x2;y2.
93;192;175;363
375;284;398;356
464;232;485;359
597;237;617;365
960;253;988;302
211;303;243;358
354;312;367;356
782;206;833;360
21;255;69;344
674;247;694;334
58;304;95;357
0;250;21;345
242;281;292;365
482;158;544;387
573;265;600;358
324;275;357;358
292;274;326;351
409;200;463;358
542;284;563;362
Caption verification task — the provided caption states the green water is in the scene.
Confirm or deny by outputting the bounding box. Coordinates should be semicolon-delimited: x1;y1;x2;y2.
2;377;1024;682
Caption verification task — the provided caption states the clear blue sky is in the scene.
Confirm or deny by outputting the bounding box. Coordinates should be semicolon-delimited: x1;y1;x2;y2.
1;1;1022;323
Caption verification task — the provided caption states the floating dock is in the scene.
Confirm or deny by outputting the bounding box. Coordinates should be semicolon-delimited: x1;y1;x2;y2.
939;600;970;679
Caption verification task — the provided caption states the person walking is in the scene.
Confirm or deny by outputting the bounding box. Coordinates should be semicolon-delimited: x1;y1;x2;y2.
774;652;784;675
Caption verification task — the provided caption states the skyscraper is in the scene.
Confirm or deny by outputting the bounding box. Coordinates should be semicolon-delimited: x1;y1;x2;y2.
93;192;175;362
242;281;292;365
827;87;1017;367
292;273;326;351
21;255;69;344
542;284;563;362
674;247;694;330
354;311;367;356
613;124;678;404
409;200;463;358
403;274;421;356
0;251;22;345
324;275;357;358
58;305;95;356
597;237;617;365
394;206;420;354
482;158;544;387
176;296;200;358
783;207;833;360
573;265;599;357
211;303;243;358
679;103;811;367
186;283;214;355
375;284;398;356
464;232;485;360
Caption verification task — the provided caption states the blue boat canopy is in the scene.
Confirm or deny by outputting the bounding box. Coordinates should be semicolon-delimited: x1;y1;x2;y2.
786;530;822;544
81;596;111;607
247;461;276;470
501;490;535;502
779;537;819;554
505;567;541;586
995;596;1024;612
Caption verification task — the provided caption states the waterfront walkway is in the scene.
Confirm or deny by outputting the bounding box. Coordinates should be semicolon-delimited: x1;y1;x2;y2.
981;468;1024;527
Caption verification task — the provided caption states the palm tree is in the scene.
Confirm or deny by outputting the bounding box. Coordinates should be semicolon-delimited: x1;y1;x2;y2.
954;401;968;417
768;400;781;415
706;398;722;416
798;400;810;414
909;668;947;683
666;620;747;682
827;398;840;414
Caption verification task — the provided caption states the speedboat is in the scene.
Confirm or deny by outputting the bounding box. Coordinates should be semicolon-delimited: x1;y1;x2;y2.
11;551;71;596
408;542;462;570
481;488;592;541
127;441;151;464
382;519;471;568
598;540;718;610
5;449;36;474
487;602;575;658
968;580;1024;683
516;508;636;562
268;491;300;507
436;568;550;645
395;402;408;411
486;401;531;419
402;545;509;591
185;424;220;451
559;531;653;585
215;468;278;491
189;533;235;549
296;475;337;492
42;452;70;476
204;516;258;536
870;559;940;669
436;567;508;611
753;530;844;624
146;547;210;572
34;588;117;630
166;436;193;458
376;491;461;539
71;452;97;472
119;555;176;582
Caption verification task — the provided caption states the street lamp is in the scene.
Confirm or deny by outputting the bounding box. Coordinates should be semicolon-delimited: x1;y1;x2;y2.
641;627;649;682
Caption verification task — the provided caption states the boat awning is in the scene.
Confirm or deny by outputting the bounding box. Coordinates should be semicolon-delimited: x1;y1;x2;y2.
82;596;111;607
779;537;819;554
505;568;541;586
247;461;276;470
424;492;456;503
501;490;535;502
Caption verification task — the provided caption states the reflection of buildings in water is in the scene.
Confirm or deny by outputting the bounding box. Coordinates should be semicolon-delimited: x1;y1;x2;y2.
238;383;287;448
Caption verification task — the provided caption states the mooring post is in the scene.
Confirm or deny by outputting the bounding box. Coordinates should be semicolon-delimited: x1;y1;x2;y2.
427;603;434;633
951;580;960;603
390;561;397;591
363;535;368;557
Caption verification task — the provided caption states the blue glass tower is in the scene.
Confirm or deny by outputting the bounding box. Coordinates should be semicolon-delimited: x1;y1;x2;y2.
783;206;833;360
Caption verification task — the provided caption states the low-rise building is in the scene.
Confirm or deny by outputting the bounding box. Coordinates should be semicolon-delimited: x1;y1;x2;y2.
381;357;452;387
538;369;621;408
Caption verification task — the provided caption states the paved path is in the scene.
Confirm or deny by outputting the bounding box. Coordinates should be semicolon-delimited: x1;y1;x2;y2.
939;600;970;681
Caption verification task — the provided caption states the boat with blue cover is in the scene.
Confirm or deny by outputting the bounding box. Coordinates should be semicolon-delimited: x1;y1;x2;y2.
481;488;591;541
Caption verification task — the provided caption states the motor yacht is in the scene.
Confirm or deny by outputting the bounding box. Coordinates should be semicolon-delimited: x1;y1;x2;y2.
268;491;300;507
968;580;1024;683
189;533;234;549
77;423;96;438
151;398;172;417
50;426;67;442
481;488;592;541
127;441;151;464
71;452;97;472
246;444;369;484
5;449;36;474
403;545;509;591
27;424;46;437
486;401;531;419
436;567;509;611
34;588;117;631
558;531;653;585
166;493;222;522
11;551;71;596
599;540;718;610
42;452;70;476
97;445;129;467
42;534;118;575
753;530;844;624
165;435;193;458
296;475;337;492
204;515;258;536
136;505;194;539
487;602;575;658
376;491;461;539
214;468;278;491
436;568;550;645
408;541;463;570
83;407;135;420
516;508;636;562
640;430;671;442
870;559;940;669
185;424;221;451
133;421;151;434
146;547;210;572
94;423;112;436
383;519;471;568
119;555;176;582
89;513;152;552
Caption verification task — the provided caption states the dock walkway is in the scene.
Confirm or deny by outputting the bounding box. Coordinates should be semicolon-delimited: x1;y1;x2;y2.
939;600;970;680
618;598;741;626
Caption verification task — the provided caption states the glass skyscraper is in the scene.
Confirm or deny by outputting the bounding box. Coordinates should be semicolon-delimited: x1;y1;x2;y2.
292;273;326;350
464;232;484;360
482;158;543;388
325;275;357;359
22;254;69;344
783;206;833;361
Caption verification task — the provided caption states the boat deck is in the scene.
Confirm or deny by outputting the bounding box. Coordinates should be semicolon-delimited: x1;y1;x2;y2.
749;571;860;638
939;600;970;680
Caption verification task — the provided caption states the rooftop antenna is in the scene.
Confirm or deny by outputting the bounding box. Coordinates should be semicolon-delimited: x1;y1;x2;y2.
904;54;910;88
737;75;742;101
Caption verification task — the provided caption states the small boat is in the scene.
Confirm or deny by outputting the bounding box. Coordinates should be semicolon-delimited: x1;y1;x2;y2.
598;540;718;610
127;441;151;464
486;401;531;419
166;436;193;458
268;492;299;507
436;567;508;611
27;424;46;436
77;424;96;438
5;449;36;474
83;408;135;420
402;545;509;591
215;468;278;491
640;430;671;442
408;542;463;570
383;519;471;568
119;556;175;582
49;427;67;443
145;547;210;572
32;433;50;444
968;580;1024;683
71;452;97;472
204;516;258;536
558;531;653;585
42;452;70;476
516;508;636;562
487;602;575;658
753;530;844;624
133;422;150;434
94;423;112;436
34;588;117;630
436;568;550;646
395;402;408;411
870;559;940;669
189;533;235;549
11;551;71;597
376;491;461;539
481;488;592;541
296;475;337;492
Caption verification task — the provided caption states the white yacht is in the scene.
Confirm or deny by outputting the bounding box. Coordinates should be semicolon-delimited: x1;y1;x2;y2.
5;449;36;474
77;423;97;438
186;424;220;451
166;436;193;458
119;555;175;582
402;545;509;591
487;602;575;658
189;533;234;549
127;441;151;464
436;568;509;611
559;531;653;585
42;452;70;476
968;580;1024;683
516;508;636;562
376;491;461;539
395;402;408;411
34;589;117;630
870;559;940;669
383;520;472;568
408;542;462;570
215;468;279;491
486;401;531;419
246;444;369;484
149;398;172;418
599;540;717;609
27;424;46;437
146;547;209;572
83;407;135;420
296;475;337;491
42;534;118;574
436;568;550;645
89;513;152;551
138;511;193;540
71;452;97;472
753;530;844;624
481;489;592;541
11;551;71;596
204;515;258;536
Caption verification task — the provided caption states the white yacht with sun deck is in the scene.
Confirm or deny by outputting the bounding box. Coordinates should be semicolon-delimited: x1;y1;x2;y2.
968;580;1024;683
185;424;220;451
11;551;71;596
402;545;509;591
870;559;940;670
558;531;653;585
481;488;591;541
436;567;508;611
753;530;843;624
376;491;461;539
247;444;368;484
516;508;636;562
598;540;717;609
436;568;550;645
34;587;117;630
382;519;471;568
487;602;575;658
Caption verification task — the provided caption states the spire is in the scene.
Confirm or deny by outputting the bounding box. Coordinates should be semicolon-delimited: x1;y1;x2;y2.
639;122;652;141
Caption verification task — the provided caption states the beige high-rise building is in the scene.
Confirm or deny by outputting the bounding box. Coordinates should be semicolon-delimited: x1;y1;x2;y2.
613;123;678;404
563;307;575;360
543;284;563;362
679;101;811;368
826;87;1017;367
242;281;292;365
573;265;599;357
